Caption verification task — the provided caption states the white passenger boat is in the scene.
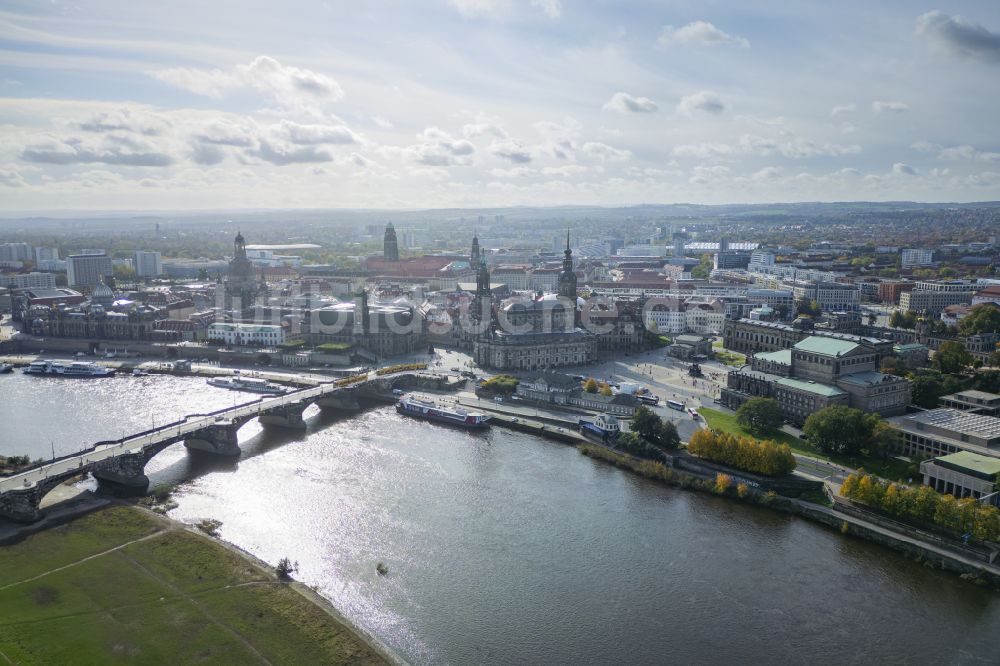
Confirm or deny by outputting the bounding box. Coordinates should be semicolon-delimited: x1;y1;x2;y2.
206;375;286;394
22;359;115;377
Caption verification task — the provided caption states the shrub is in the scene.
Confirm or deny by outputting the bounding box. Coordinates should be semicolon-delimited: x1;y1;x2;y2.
714;473;733;494
276;557;298;579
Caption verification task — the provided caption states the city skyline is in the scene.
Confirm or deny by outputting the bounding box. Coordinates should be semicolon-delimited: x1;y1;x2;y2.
1;2;1000;210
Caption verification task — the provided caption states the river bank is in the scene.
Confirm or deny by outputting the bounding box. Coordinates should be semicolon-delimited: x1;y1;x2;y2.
0;502;399;665
577;444;1000;590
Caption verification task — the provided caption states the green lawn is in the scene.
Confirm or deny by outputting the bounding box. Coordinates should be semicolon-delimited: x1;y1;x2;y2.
698;407;918;483
0;506;386;665
713;350;746;367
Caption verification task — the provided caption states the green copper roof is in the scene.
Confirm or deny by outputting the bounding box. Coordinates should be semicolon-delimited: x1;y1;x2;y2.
755;349;792;365
793;336;859;357
935;451;1000;477
776;377;846;397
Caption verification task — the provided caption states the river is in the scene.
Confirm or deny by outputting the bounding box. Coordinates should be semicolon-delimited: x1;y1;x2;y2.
2;372;999;664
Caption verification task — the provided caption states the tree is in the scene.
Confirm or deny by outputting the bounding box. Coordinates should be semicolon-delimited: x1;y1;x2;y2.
889;310;917;329
583;377;599;393
803;405;875;455
933;340;972;375
691;253;713;279
631;405;659;440
275;557;298;579
866;312;877;326
599;382;613;397
957;303;1000;336
989;350;1000;368
796;298;821;317
736;397;783;435
868;420;901;460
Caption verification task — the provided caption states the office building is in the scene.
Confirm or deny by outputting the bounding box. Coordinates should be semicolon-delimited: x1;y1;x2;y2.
133;251;163;278
66;253;113;287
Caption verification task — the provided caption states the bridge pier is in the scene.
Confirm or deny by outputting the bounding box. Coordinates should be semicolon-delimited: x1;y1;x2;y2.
92;451;151;497
259;401;310;429
0;485;47;523
314;392;360;412
185;422;243;456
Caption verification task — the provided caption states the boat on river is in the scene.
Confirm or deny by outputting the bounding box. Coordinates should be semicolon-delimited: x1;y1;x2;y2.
396;394;491;429
0;363;12;374
206;375;286;394
22;359;115;377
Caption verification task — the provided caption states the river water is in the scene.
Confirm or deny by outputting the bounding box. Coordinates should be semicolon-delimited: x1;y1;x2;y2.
2;372;999;665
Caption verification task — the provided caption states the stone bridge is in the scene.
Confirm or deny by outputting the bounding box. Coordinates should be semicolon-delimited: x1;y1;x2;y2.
0;371;449;522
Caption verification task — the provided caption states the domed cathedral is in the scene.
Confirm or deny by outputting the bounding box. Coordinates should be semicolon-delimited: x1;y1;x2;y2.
225;230;263;312
383;222;400;261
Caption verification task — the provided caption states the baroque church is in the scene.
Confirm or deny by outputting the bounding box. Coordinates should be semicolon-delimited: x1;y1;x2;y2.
472;231;596;371
223;231;265;313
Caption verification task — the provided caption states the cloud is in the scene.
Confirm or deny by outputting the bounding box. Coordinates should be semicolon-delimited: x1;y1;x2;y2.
689;165;730;185
372;116;393;129
603;92;658;113
78;108;169;135
490;140;532;163
276;120;359;145
892;162;917;175
195;119;256;147
463;122;508;139
830;103;856;117
913;141;1000;162
916;10;1000;63
672;133;860;160
189;142;226;165
677;91;725;115
21;135;174;167
581;141;631;162
751;166;782;181
350;152;372;167
872;100;909;113
530;0;561;19
449;0;560;19
659;21;749;48
152;56;343;112
249;138;333;165
408;127;476;166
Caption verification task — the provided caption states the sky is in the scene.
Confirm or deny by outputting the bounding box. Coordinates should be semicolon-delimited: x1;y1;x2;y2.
0;1;999;211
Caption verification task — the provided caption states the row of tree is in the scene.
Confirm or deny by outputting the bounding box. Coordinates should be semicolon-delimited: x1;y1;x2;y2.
687;429;797;477
841;472;1000;542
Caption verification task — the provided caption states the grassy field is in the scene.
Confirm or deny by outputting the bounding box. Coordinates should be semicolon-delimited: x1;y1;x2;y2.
0;505;387;665
712;350;746;367
698;407;917;483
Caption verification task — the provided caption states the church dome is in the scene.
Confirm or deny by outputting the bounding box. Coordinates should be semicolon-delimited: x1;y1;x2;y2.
92;281;114;304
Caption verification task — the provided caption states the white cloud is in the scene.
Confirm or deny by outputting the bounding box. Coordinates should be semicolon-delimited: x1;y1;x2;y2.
372;116;393;129
830;103;856;117
463;122;508;139
916;10;1000;63
21;133;174;167
275;120;360;145
490;139;532;163
689;165;730;185
530;0;561;19
873;100;909;113
892;162;917;175
659;21;749;48
677;91;725;115
603;92;658;113
581;141;631;162
152;56;343;113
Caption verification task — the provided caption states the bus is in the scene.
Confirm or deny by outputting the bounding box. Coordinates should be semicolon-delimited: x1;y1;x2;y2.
637;394;660;406
666;399;685;411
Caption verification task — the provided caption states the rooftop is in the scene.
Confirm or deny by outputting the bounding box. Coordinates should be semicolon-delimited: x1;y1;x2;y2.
793;336;859;357
934;451;1000;476
898;409;1000;440
754;349;792;365
836;371;905;387
775;377;846;397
